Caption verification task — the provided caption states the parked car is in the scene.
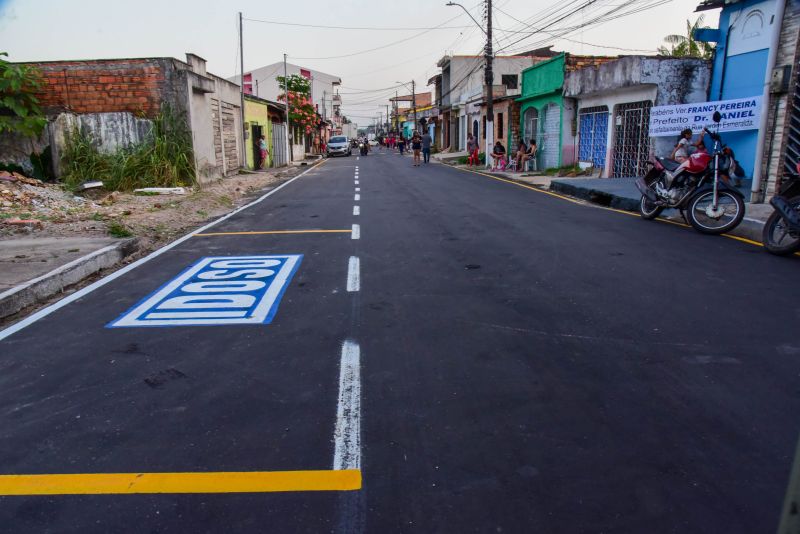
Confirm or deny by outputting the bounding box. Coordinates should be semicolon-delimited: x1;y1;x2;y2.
326;136;351;157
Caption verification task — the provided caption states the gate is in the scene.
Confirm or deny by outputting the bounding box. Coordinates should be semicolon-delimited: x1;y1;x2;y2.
541;103;560;170
271;123;288;167
783;57;800;180
578;106;609;170
251;124;263;169
612;100;652;177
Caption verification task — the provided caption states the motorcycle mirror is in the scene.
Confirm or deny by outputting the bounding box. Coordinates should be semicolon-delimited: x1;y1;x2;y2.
712;111;722;123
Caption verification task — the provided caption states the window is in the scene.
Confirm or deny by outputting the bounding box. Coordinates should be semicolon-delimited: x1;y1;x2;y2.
498;112;504;139
501;75;518;90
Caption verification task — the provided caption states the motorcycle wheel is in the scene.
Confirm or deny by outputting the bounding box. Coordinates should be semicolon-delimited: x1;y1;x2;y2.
686;190;745;235
639;195;663;220
762;195;800;255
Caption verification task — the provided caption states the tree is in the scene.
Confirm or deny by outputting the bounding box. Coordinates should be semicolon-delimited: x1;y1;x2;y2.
0;52;46;137
657;16;715;60
276;74;318;135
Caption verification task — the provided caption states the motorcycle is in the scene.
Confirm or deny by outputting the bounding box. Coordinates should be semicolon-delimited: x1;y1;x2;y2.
635;111;745;235
359;142;368;156
762;162;800;255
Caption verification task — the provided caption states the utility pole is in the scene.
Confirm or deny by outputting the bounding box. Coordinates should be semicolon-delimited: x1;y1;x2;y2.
283;53;291;163
485;0;494;169
412;80;417;133
395;90;399;132
385;105;389;132
238;12;246;167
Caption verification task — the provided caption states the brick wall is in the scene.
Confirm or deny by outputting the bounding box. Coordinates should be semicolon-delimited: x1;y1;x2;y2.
25;58;174;117
565;55;618;72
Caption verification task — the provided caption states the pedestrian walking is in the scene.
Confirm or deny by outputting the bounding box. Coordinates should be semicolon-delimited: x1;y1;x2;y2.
411;132;422;167
421;130;432;164
397;135;406;156
259;135;269;169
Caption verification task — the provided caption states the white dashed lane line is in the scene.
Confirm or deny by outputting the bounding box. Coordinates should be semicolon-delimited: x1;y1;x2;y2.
354;194;360;201
333;339;361;470
353;206;360;216
347;257;360;292
351;224;360;240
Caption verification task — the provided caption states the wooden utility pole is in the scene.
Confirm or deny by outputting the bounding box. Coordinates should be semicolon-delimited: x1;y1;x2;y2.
485;0;494;169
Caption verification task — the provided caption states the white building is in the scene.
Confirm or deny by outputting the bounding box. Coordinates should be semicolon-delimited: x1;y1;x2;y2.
436;53;545;152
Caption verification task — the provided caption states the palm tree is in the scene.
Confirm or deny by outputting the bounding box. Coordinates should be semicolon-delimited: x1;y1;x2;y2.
658;15;715;59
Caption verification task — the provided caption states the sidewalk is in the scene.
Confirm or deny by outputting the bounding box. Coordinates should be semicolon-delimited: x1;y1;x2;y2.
548;177;766;241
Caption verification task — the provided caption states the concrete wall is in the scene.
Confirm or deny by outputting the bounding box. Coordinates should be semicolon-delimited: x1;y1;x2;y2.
759;0;800;198
565;56;710;176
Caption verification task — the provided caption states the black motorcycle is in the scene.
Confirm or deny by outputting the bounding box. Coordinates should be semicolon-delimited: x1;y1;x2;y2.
359;142;368;156
762;162;800;255
635;112;745;235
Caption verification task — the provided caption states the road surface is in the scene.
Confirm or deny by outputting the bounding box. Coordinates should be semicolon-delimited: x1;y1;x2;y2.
1;147;799;533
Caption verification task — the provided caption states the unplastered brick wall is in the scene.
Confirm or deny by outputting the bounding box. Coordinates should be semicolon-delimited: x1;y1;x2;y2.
565;55;618;73
25;58;176;117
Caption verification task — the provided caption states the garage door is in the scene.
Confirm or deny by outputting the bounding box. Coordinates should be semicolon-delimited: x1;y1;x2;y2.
541;103;560;170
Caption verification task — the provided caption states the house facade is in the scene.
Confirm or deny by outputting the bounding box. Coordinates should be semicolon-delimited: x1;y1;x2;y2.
243;94;288;169
11;53;246;182
696;0;800;200
564;56;710;177
516;54;616;170
436;54;545;153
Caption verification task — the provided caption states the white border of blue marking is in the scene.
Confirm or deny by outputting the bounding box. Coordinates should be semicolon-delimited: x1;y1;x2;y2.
107;255;302;328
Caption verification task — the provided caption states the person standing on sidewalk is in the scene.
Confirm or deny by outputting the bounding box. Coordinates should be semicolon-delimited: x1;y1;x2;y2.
421;130;432;164
397;135;406;156
466;134;479;167
259;135;269;169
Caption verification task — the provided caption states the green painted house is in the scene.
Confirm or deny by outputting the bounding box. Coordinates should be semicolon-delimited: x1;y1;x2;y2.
517;53;614;170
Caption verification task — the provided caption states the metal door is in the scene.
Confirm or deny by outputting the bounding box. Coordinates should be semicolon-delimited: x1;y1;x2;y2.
271;123;287;167
541;103;560;170
578;106;609;169
612;100;652;177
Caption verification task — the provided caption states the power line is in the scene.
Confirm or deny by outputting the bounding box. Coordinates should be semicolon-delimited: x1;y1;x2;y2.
243;17;472;31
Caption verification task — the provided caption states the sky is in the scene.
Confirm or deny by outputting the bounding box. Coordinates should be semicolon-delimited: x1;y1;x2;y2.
1;0;718;126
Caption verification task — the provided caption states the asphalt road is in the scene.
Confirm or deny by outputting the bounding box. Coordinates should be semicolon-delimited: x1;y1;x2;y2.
0;147;799;533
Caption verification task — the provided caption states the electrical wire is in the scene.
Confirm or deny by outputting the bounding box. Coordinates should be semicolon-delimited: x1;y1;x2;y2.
243;16;472;31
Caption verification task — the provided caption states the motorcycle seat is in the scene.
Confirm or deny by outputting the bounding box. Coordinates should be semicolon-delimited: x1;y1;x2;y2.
657;157;680;172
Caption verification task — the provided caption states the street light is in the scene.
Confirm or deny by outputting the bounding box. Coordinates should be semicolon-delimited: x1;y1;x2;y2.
447;0;494;169
395;80;417;134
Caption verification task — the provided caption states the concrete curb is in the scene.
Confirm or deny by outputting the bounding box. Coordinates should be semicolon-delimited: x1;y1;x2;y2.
549;180;766;243
0;238;138;320
549;180;641;212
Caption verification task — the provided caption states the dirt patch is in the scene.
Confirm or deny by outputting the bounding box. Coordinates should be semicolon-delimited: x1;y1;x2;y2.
1;167;309;252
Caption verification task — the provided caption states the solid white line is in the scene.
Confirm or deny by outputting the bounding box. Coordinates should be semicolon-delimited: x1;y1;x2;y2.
353;205;360;216
0;165;321;342
351;224;360;240
347;256;360;292
354;194;360;201
333;339;361;470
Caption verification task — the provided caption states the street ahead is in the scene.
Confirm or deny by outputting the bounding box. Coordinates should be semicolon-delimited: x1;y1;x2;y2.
1;148;799;533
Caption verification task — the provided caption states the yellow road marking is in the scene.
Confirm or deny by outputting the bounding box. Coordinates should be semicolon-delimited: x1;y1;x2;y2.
195;229;352;237
0;469;361;495
451;166;778;250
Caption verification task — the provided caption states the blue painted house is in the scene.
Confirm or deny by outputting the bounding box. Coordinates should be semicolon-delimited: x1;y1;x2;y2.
695;0;784;186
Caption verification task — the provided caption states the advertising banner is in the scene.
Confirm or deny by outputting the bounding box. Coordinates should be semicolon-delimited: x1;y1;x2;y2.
649;96;762;137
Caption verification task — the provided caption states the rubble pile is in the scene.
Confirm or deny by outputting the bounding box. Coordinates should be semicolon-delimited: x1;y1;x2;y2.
0;171;99;226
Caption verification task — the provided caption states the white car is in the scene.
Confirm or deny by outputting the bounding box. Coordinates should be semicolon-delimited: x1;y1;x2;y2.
326;136;352;157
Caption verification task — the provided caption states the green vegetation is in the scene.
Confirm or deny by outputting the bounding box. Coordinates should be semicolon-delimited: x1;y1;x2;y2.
61;106;195;192
107;222;133;238
658;16;714;59
0;52;46;138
